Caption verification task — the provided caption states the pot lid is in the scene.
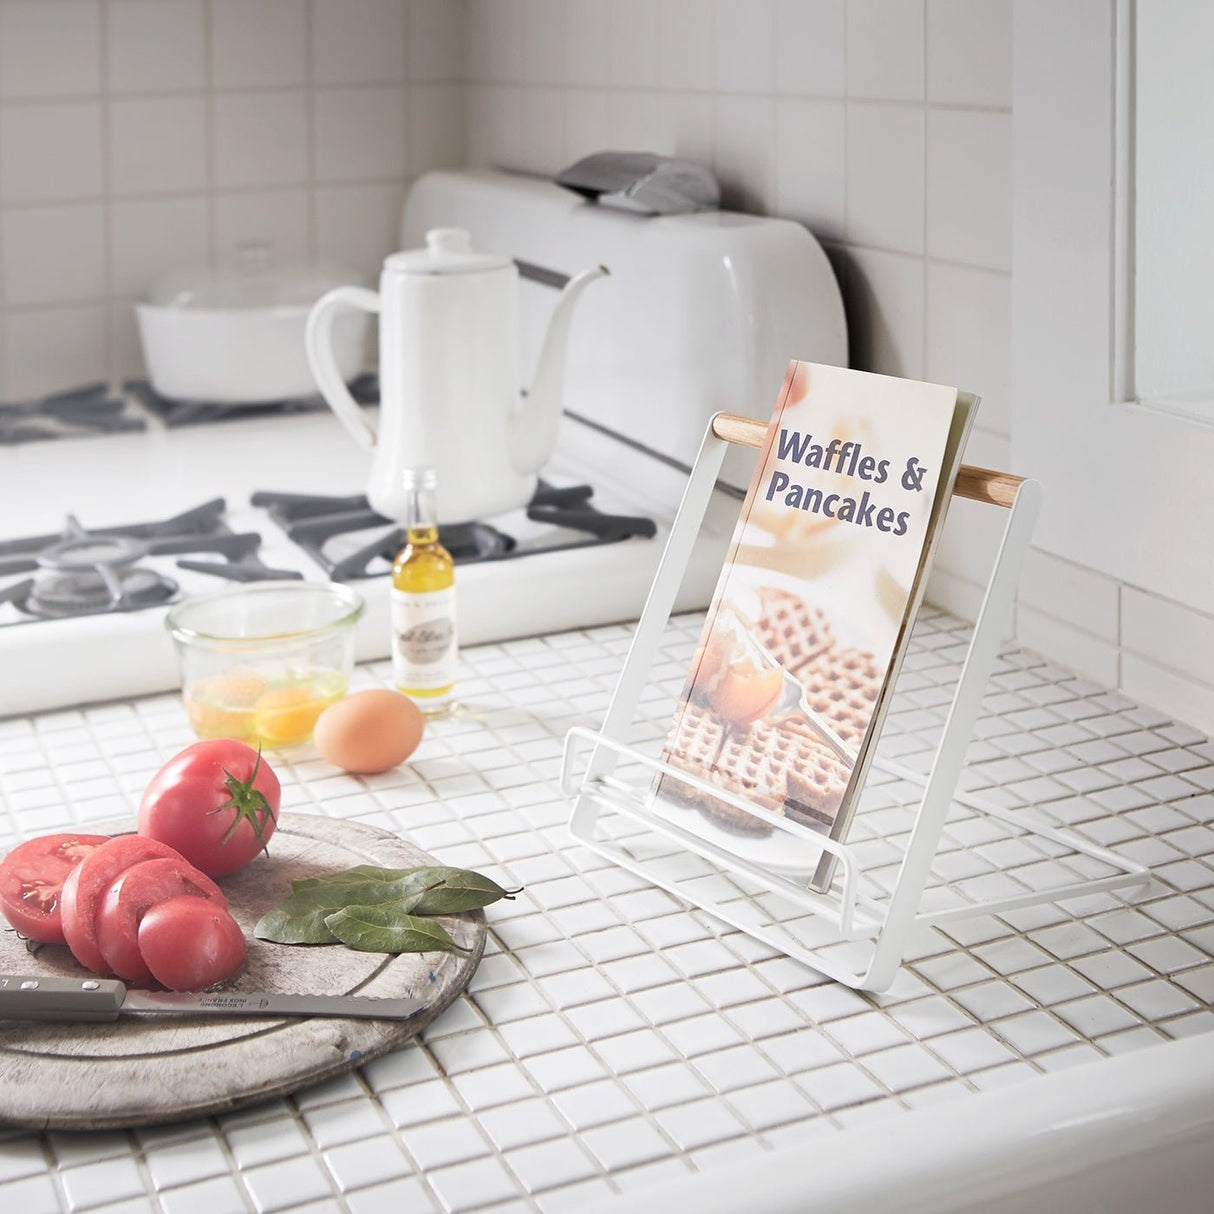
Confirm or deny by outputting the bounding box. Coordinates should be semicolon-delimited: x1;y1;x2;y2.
384;228;512;276
144;243;361;311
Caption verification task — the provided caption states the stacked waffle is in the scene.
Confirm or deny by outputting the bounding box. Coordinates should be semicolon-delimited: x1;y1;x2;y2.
660;588;882;836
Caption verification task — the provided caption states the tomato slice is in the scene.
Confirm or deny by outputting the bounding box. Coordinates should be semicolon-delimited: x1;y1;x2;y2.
96;858;226;984
0;833;110;944
60;836;186;974
138;896;247;991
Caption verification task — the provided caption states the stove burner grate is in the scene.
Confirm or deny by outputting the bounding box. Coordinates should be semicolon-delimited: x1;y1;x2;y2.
25;567;178;620
0;382;147;445
252;482;657;582
0;500;302;625
127;374;377;428
526;482;658;542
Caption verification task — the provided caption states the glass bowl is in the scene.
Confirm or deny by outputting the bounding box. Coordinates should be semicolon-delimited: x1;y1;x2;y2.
165;581;365;749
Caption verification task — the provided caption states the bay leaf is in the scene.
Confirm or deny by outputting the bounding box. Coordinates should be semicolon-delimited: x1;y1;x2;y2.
260;864;520;951
254;882;425;944
254;897;337;945
290;865;519;914
403;867;519;915
323;905;455;954
289;871;437;912
291;865;419;891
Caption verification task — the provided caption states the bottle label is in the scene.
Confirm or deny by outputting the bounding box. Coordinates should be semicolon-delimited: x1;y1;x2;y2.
392;588;457;690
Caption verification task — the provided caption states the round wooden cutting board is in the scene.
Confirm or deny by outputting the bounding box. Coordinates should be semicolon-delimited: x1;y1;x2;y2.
0;814;486;1130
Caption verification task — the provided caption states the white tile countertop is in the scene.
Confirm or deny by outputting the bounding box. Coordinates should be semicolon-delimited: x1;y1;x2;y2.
1;607;1213;1213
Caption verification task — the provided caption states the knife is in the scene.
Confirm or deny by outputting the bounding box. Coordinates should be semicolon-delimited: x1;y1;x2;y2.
0;975;429;1023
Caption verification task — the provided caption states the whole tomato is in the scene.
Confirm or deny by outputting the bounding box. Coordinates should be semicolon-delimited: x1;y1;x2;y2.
138;740;280;878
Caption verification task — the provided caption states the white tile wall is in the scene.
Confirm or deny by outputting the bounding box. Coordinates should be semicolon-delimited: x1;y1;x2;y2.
312;0;408;85
0;1;103;99
611;0;660;90
315;86;408;182
925;262;1011;435
660;0;713;92
714;0;774;96
775;0;845;97
107;0;208;96
926;108;1012;270
846;0;924;101
845;102;925;254
1;204;107;306
212;91;311;188
410;0;466;82
110;96;209;195
0;0;465;403
774;99;845;239
213;190;310;267
210;0;308;90
846;246;925;379
926;0;1012;107
0;102;105;202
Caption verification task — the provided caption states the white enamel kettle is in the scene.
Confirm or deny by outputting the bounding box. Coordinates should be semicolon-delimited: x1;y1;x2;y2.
305;228;607;524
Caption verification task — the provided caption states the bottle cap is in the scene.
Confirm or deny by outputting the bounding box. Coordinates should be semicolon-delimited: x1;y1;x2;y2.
400;467;438;491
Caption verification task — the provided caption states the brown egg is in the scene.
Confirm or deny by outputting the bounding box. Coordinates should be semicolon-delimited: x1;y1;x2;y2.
313;689;425;774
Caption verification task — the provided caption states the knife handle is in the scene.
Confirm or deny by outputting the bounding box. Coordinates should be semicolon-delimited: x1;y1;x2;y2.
0;975;125;1022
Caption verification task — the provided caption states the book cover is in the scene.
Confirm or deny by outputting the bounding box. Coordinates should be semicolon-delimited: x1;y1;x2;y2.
655;361;977;885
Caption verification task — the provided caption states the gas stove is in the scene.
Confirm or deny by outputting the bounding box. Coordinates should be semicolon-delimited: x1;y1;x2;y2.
0;481;657;631
0;407;736;717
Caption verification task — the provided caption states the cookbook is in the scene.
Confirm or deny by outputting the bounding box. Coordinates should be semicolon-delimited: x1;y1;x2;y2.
655;361;978;888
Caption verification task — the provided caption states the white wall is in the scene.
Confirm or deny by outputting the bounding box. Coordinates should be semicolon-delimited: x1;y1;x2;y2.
0;0;464;400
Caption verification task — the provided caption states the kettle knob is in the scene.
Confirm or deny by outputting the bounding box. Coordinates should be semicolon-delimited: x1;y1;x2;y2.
426;228;472;256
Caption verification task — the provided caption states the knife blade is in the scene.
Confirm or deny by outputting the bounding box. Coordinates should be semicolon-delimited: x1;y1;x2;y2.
0;975;430;1023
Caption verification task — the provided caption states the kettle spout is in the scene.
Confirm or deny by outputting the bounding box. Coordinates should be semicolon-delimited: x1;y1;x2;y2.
510;264;609;475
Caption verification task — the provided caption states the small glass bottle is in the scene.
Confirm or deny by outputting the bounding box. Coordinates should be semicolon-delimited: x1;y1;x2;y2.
391;468;457;714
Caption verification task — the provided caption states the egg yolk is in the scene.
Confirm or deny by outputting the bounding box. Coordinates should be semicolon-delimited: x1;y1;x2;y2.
252;685;336;747
183;674;267;740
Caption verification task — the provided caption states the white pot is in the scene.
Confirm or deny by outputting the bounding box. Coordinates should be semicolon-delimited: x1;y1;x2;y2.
137;255;370;404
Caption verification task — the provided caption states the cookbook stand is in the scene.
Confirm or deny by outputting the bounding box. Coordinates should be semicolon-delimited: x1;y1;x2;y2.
562;412;1149;992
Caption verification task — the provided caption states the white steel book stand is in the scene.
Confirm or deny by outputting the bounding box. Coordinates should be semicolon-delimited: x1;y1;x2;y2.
562;412;1150;992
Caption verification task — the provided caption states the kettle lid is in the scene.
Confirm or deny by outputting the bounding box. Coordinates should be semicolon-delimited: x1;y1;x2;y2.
385;228;512;276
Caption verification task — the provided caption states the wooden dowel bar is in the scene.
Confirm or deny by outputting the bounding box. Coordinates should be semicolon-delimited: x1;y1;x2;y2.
710;412;768;449
710;411;1023;509
951;465;1023;509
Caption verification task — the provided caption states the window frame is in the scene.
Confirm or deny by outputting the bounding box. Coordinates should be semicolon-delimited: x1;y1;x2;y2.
1011;0;1214;614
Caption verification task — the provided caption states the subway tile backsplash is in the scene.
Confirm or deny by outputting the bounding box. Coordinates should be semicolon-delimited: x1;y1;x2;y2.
107;1;208;95
0;1;103;99
0;0;464;401
0;0;1209;734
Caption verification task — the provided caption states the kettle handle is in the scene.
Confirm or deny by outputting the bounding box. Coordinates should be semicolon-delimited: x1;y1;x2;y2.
306;286;381;449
